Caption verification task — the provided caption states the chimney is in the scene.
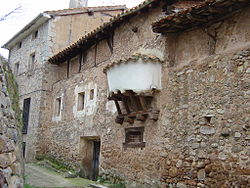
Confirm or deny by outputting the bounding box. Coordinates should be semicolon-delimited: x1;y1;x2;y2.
69;0;88;8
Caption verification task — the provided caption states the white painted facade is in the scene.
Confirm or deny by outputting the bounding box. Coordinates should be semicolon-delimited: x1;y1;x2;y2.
106;59;162;94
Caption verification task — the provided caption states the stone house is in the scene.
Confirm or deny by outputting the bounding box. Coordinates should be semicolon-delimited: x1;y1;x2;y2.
2;2;126;162
44;0;250;187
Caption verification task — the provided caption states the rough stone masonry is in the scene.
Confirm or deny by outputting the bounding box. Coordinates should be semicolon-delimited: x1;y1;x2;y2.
0;56;23;188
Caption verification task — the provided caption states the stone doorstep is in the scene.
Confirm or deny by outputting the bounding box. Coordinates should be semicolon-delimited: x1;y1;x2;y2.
88;184;108;188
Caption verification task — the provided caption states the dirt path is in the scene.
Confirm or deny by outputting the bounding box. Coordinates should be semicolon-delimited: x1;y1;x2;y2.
25;163;94;187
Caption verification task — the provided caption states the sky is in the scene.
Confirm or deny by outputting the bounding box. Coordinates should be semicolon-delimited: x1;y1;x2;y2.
0;0;145;58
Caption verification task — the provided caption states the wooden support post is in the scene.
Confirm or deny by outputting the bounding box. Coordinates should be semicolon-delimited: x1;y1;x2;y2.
114;100;122;115
129;94;138;112
122;97;130;114
139;96;147;111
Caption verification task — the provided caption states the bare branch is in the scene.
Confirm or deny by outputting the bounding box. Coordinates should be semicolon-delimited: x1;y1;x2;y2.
0;5;22;22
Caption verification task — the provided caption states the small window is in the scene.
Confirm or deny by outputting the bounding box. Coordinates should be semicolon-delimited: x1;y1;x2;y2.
29;53;35;71
31;53;35;64
88;11;94;16
55;97;62;116
18;42;22;49
14;62;19;75
77;92;85;111
23;142;26;158
123;127;145;148
32;30;38;39
90;89;94;100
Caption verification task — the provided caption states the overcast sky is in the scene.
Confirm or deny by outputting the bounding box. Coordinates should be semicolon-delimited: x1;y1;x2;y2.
0;0;144;58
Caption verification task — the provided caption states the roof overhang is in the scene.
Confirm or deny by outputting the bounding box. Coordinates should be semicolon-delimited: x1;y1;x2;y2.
48;0;162;64
2;13;51;50
152;0;250;33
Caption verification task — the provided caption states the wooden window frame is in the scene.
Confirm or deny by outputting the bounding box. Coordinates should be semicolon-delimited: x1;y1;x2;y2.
77;92;85;111
123;127;145;148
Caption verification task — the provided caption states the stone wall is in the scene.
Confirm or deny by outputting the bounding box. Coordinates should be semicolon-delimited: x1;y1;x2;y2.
158;48;250;188
0;56;23;187
37;4;250;188
8;7;125;162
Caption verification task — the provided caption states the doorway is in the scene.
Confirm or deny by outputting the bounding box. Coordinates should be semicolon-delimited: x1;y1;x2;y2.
80;136;101;180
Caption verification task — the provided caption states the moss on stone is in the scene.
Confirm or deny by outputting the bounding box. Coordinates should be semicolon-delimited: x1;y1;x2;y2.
36;154;77;173
1;58;23;127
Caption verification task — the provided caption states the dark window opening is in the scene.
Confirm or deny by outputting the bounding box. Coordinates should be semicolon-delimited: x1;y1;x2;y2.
78;92;85;111
32;30;38;39
88;11;94;16
14;62;19;76
55;97;61;116
22;98;31;134
23;142;26;158
29;53;35;71
205;116;212;124
90;89;94;100
123;127;145;148
18;42;22;49
107;33;114;54
31;54;35;64
67;60;70;78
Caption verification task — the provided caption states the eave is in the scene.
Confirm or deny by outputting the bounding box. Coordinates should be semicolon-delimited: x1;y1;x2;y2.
48;0;162;65
2;13;51;49
152;0;250;34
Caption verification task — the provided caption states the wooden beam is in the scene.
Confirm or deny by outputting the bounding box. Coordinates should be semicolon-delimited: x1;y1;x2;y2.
186;12;207;22
139;96;147;111
122;96;130;114
208;6;227;14
129;94;138;112
114;100;122;115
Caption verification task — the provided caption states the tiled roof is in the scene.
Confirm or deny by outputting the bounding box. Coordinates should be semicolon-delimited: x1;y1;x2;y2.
103;53;164;73
152;0;250;33
48;0;160;64
2;5;126;50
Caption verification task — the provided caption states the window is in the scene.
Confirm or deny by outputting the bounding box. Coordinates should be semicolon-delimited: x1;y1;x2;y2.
23;142;26;158
18;41;22;49
29;53;35;71
123;127;145;148
32;30;38;39
22;98;31;134
31;53;35;64
88;11;94;16
14;62;19;75
77;92;85;111
90;89;94;100
55;97;62;116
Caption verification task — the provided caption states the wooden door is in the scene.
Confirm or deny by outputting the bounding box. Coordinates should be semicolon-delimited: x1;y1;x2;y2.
92;140;100;180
